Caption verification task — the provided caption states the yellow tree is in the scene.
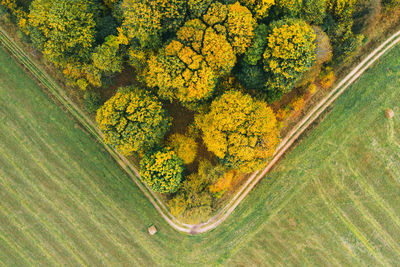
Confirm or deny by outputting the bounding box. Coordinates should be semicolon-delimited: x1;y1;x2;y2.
119;0;186;48
263;19;316;95
146;2;255;108
196;90;279;172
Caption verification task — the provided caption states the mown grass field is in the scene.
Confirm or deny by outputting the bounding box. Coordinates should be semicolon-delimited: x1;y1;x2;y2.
0;42;399;266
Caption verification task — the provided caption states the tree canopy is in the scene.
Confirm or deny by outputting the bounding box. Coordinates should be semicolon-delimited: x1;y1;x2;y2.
96;87;170;155
196;90;279;172
263;19;316;95
119;0;187;49
140;148;185;193
145;2;255;108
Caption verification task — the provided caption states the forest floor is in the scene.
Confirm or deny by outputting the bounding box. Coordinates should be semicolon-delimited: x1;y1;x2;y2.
1;31;399;266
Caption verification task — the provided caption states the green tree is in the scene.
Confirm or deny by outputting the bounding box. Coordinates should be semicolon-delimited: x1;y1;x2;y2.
140;148;184;193
325;0;364;64
28;0;98;64
300;0;328;24
96;86;170;155
196;90;279;172
92;35;123;74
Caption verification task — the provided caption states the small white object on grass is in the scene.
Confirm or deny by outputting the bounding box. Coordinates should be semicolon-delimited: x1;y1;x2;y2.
385;109;394;119
148;225;157;235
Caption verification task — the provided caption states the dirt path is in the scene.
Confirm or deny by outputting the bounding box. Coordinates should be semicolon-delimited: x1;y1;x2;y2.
1;26;399;235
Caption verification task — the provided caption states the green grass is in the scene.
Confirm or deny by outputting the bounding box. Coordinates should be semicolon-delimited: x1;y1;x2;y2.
0;42;399;266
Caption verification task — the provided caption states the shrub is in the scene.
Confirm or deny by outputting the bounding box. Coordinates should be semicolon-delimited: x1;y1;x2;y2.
140;147;185;193
167;133;198;165
168;160;225;223
209;170;236;197
83;91;102;113
319;67;336;89
96;86;170;155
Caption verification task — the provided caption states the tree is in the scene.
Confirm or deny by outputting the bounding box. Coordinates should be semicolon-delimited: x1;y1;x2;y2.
237;0;275;19
118;0;187;49
300;0;328;25
168;160;225;223
96;87;170;155
28;0;98;64
263;19;316;95
275;0;303;16
325;0;364;64
167;133;198;165
140;147;184;193
92;35;123;74
145;2;255;108
196;90;279;172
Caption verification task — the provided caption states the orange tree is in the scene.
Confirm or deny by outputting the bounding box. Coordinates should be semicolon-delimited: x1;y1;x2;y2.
195;90;279;172
96;87;170;155
145;2;255;109
140;148;185;193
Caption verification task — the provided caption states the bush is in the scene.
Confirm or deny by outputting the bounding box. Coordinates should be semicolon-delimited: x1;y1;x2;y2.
319;67;336;89
140;148;185;193
83;91;102;113
167;133;198;165
168;160;225;224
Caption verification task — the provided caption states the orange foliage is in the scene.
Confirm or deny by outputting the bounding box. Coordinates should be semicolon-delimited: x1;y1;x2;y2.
209;170;236;194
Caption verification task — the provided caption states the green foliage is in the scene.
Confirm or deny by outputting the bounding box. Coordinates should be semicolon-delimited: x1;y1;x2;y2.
275;0;303;16
92;35;123;74
300;0;328;24
83;90;102;113
243;24;269;66
119;0;187;49
187;0;213;18
325;0;364;64
167;133;198;165
140;147;184;193
352;0;381;36
28;0;98;64
145;2;255;107
168;160;225;224
263;19;316;95
236;0;275;19
96;86;170;155
196;90;279;172
382;0;400;9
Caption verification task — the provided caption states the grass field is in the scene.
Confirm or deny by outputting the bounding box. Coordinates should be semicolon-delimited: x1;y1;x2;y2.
0;41;399;266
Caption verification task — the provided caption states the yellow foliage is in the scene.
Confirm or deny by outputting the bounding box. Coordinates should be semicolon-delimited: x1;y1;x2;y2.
263;19;316;94
196;90;280;172
167;133;198;165
226;2;256;54
146;2;255;106
240;0;275;18
320;69;336;89
1;0;29;33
